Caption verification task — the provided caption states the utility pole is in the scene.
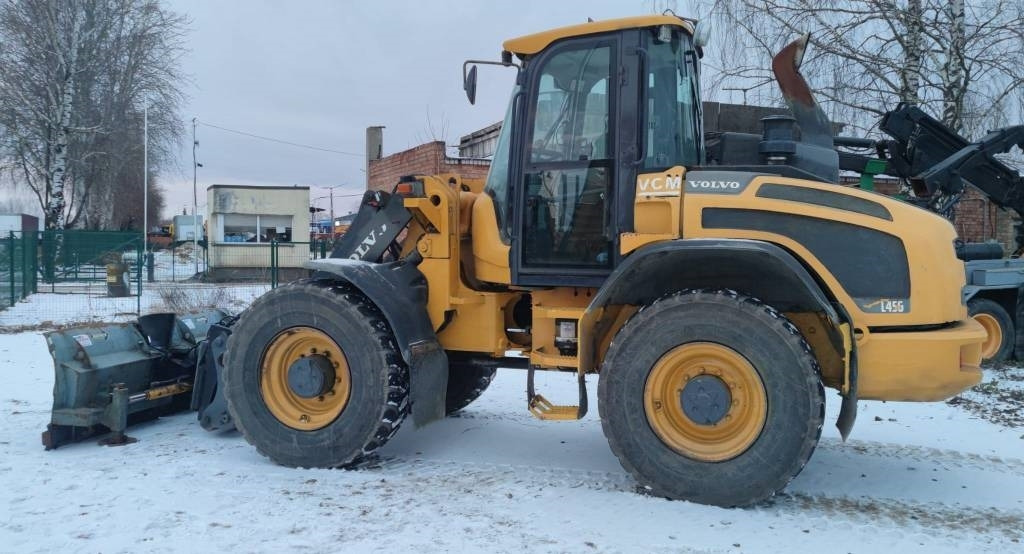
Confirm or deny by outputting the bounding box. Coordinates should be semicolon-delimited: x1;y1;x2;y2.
192;117;199;275
143;99;148;256
313;185;348;235
140;98;149;311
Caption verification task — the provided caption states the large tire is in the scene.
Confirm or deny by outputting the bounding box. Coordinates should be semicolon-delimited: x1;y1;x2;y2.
223;280;409;468
968;297;1014;363
445;364;497;415
598;289;824;507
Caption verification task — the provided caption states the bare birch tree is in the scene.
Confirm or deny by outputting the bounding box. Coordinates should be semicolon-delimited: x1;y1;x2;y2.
0;0;187;231
696;0;1024;136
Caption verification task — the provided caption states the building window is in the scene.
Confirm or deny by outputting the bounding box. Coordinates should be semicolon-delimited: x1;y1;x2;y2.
221;214;293;243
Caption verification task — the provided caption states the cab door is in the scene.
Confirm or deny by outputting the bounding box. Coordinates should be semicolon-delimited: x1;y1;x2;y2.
512;33;635;287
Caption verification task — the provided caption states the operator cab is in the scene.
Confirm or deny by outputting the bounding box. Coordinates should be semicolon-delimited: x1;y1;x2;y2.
471;16;703;287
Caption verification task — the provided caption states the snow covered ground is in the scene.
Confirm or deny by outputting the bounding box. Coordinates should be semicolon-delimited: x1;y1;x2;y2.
1;289;1023;552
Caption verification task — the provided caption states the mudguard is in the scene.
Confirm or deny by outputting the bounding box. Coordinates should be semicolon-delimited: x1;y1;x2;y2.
305;256;448;427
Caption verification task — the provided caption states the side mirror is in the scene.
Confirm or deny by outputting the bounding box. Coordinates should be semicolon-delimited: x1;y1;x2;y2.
464;65;478;105
693;20;711;49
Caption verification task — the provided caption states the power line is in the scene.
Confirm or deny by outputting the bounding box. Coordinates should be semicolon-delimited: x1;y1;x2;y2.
195;119;363;157
312;193;365;199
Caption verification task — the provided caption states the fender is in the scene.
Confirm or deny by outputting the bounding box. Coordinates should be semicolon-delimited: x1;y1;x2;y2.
305;256;447;428
578;238;858;437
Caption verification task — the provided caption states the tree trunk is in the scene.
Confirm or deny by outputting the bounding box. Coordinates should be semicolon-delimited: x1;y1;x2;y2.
941;0;967;133
899;0;923;105
44;8;81;232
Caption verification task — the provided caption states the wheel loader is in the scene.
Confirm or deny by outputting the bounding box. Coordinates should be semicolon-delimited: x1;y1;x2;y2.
43;14;987;508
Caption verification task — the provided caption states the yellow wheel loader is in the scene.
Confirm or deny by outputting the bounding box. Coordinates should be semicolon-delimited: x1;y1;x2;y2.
216;15;985;507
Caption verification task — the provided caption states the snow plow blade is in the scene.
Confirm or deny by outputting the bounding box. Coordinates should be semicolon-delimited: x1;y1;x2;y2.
42;309;229;449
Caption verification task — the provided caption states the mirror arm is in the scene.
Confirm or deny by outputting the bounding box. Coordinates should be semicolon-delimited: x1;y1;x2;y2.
462;58;521;82
463;58;522;106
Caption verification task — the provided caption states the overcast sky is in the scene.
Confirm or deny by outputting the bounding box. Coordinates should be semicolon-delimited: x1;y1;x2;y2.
158;0;687;219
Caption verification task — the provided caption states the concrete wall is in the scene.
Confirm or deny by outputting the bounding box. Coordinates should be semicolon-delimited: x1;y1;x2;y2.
206;185;311;271
208;242;311;270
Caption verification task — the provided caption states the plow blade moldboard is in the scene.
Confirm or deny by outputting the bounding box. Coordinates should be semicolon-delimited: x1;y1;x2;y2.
42;309;229;449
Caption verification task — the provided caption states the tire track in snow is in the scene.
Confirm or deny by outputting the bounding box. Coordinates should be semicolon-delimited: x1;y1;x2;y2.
451;409;1024;474
351;455;1024;541
354;456;635;492
771;493;1024;541
816;438;1024;474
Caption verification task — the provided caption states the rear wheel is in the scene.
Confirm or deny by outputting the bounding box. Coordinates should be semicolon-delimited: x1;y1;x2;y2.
223;280;409;468
968;297;1014;362
445;364;497;415
598;289;824;507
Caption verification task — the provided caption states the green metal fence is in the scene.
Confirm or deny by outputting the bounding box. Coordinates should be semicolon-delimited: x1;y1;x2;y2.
1;231;38;309
39;230;143;284
0;228;332;316
269;238;334;288
0;228;278;324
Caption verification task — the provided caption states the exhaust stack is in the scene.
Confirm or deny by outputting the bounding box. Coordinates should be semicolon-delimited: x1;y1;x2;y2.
771;34;834;149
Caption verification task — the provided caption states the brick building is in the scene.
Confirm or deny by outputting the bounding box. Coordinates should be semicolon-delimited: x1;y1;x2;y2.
367;139;491;193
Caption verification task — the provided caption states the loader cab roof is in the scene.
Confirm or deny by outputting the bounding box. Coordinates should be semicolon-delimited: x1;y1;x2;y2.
502;14;695;56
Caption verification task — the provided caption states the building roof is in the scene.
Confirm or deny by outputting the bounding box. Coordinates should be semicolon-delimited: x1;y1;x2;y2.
207;184;310;191
503;15;694;56
459;121;502;145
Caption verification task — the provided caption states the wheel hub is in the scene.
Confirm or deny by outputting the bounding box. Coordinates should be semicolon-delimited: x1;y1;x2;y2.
680;375;731;425
644;342;768;462
287;355;336;398
260;326;351;431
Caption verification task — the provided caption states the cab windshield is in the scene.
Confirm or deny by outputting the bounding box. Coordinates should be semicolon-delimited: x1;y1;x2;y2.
483;85;519;237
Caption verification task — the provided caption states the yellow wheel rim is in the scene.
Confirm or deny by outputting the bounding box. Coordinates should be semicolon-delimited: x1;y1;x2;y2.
973;313;1003;360
644;342;767;462
260;326;351;431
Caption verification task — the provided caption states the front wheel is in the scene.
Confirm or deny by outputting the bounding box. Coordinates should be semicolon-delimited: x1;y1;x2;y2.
598;289;824;507
223;280;409;468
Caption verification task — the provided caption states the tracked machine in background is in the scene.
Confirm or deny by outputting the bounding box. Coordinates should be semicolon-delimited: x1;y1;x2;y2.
44;15;986;507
